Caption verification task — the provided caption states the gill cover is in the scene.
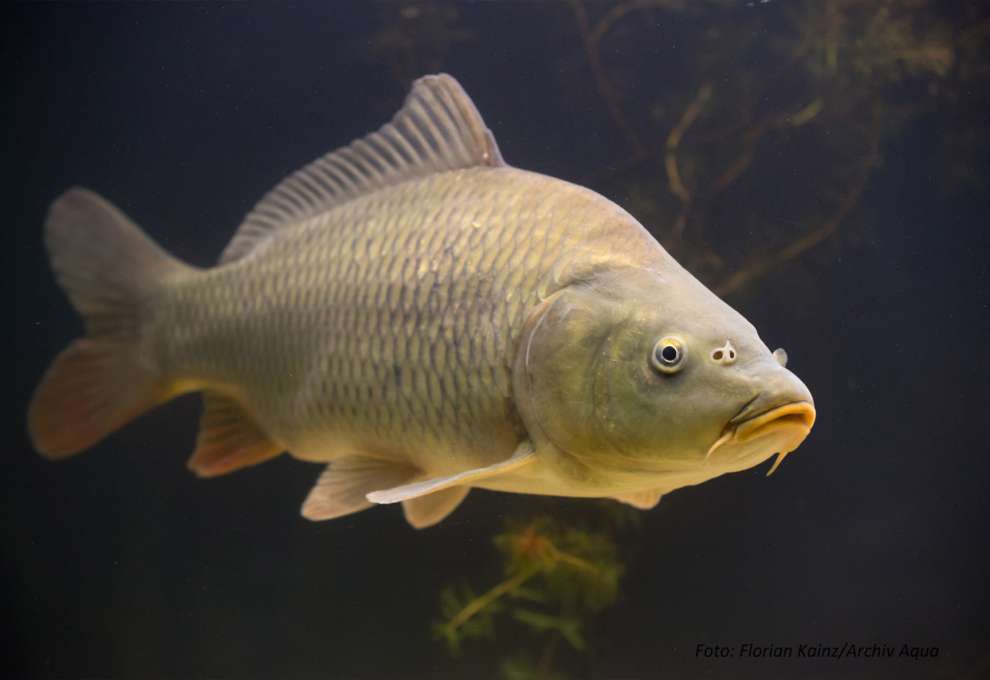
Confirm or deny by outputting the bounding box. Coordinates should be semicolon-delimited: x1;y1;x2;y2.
513;271;643;465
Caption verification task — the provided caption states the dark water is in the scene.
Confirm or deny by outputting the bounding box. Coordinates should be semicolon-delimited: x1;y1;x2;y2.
7;3;989;679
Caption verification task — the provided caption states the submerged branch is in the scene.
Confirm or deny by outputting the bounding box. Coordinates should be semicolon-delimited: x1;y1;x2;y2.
571;0;645;158
442;565;540;635
664;83;712;237
711;131;762;195
711;98;823;195
715;134;880;296
665;83;712;204
547;546;603;577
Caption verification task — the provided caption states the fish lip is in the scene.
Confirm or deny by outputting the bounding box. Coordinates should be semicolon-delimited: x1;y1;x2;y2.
731;401;816;444
707;400;816;461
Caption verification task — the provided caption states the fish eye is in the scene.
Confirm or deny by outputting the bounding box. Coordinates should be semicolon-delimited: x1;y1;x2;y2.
651;336;686;374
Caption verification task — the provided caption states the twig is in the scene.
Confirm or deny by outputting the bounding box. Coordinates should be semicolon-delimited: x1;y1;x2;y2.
547;546;602;576
784;99;824;127
444;565;540;634
570;0;645;158
711;99;822;195
711;130;763;194
690;6;827;149
715;133;879;296
663;83;712;237
665;83;712;204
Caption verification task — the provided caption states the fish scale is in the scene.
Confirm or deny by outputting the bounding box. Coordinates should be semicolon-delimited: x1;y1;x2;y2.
158;170;604;470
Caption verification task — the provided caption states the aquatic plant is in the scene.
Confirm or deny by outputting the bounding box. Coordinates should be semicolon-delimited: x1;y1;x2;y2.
567;0;981;297
435;515;627;677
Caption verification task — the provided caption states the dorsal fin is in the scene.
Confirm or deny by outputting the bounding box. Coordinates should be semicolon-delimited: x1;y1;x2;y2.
221;73;505;264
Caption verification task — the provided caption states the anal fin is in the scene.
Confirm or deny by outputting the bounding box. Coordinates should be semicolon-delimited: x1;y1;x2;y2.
402;487;470;529
302;456;417;521
188;392;282;477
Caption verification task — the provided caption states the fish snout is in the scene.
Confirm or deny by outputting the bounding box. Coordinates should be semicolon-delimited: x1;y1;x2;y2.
730;368;814;429
706;367;815;473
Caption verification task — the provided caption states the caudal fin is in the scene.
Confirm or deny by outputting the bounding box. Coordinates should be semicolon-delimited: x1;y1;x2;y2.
28;188;193;459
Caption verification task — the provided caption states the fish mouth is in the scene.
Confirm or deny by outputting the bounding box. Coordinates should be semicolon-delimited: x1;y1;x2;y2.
706;401;816;475
734;401;816;443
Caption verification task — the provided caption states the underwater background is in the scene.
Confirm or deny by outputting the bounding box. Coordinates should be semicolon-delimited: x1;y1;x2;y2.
6;2;989;679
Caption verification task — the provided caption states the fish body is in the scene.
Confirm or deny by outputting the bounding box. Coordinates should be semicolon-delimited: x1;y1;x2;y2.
29;75;815;528
157;166;655;480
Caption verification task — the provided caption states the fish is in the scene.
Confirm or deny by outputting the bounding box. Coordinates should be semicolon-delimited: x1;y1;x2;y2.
27;74;815;529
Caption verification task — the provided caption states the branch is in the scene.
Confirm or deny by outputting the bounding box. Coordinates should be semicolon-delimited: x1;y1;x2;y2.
711;98;822;195
665;82;713;204
442;564;540;635
715;134;879;296
570;0;645;158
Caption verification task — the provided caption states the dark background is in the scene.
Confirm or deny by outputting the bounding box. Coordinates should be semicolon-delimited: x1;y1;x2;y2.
5;3;988;679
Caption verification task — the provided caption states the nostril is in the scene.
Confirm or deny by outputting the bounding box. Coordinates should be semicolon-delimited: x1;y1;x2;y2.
712;341;737;365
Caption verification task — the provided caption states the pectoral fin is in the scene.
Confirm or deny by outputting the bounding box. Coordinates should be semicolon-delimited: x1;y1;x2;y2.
613;489;663;510
302;456;417;521
402;486;470;529
367;441;536;505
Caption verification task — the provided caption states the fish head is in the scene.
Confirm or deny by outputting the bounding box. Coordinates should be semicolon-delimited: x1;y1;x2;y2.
515;266;815;487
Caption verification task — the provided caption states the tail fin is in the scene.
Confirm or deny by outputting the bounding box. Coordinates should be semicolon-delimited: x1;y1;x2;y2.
28;188;192;459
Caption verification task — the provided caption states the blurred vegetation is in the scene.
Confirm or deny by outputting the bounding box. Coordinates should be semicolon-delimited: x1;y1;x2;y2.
364;0;988;676
566;0;987;297
434;511;637;680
